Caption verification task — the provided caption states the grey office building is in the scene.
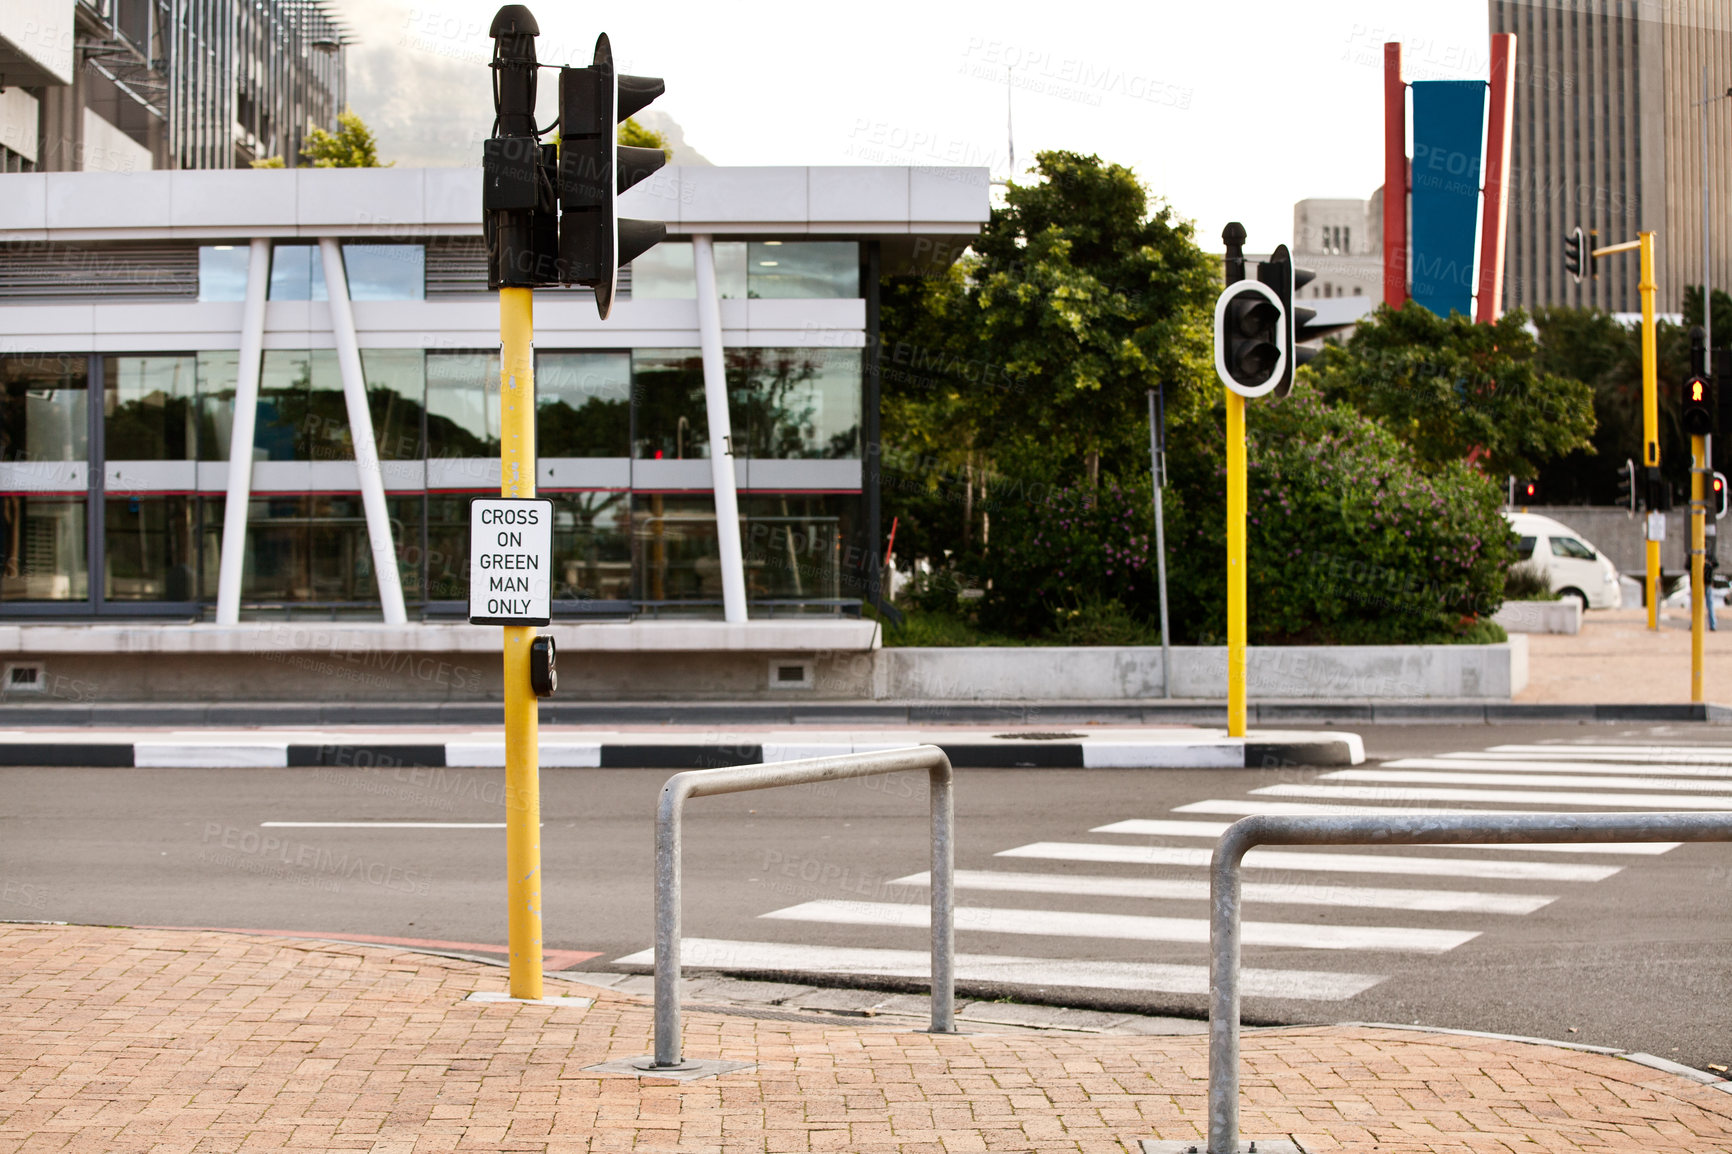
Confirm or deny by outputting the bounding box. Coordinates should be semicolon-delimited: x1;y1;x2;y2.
1;0;346;173
1493;0;1732;314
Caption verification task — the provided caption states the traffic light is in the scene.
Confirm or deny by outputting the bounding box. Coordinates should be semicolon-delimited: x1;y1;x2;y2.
483;5;559;289
1685;325;1715;436
1563;226;1584;283
1714;473;1729;520
558;34;668;319
1516;478;1538;504
1645;466;1672;512
1214;278;1284;397
1616;458;1637;515
1258;244;1323;399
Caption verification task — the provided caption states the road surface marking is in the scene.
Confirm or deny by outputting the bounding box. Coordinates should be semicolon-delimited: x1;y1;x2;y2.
1484;744;1732;762
1253;783;1732;809
1325;768;1732;792
610;938;1385;1001
1396;757;1732;779
889;869;1553;915
997;841;1621;881
761;900;1477;952
258;821;507;829
1092;815;1672;854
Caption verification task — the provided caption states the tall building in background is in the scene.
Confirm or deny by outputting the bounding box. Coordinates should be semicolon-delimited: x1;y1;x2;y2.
0;0;346;173
1493;0;1732;314
1292;197;1381;301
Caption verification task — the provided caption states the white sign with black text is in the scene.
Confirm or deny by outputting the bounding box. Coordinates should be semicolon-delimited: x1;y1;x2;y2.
468;497;553;626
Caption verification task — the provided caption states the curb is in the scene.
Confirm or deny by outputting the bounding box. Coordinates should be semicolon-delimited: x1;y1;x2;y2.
0;700;1728;726
0;733;1362;769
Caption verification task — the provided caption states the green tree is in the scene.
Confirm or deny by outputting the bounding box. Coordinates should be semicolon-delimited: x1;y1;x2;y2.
251;108;390;169
1303;303;1595;480
619;118;671;159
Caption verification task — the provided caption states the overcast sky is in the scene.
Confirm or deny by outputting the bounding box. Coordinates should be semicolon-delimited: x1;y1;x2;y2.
345;0;1490;249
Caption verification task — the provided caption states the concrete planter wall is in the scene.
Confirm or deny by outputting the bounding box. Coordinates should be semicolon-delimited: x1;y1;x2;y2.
874;637;1528;701
1492;599;1582;634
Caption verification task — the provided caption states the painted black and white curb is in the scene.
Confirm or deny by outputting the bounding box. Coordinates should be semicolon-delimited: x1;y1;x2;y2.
0;732;1362;769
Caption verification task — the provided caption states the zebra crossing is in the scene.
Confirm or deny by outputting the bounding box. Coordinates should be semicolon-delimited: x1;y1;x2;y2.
612;741;1732;1004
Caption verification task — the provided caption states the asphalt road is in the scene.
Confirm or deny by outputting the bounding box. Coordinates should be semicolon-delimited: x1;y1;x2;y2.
1;721;1728;1071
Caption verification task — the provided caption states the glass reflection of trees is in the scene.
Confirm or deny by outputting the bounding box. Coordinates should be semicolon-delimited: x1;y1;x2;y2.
728;348;860;459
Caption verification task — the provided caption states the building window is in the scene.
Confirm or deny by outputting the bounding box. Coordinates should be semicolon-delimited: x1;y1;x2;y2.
104;355;198;461
552;493;630;602
426;351;500;460
363;350;427;461
632;349;709;459
730;347;862;458
104;495;198;601
633;493;720;604
197;246;250;302
537;352;631;458
241;494;419;603
0;496;87;601
2;353;88;462
630;240;859;299
255;350;348;461
742;493;860;605
261;244;426;301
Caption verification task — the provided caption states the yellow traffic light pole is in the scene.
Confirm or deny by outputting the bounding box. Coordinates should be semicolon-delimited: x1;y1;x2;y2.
1693;433;1707;703
1594;232;1660;630
500;286;543;1000
1226;390;1247;737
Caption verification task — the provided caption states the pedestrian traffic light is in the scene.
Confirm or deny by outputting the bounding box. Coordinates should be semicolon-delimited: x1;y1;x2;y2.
483;5;559;289
1214;278;1284;398
1685;373;1716;436
1259;244;1323;399
1563;226;1584;283
1616;458;1637;515
558;33;668;319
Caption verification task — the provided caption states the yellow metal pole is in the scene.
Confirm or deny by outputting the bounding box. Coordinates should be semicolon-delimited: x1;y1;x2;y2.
1226;388;1247;738
1640;231;1660;631
500;285;543;1000
1693;434;1706;703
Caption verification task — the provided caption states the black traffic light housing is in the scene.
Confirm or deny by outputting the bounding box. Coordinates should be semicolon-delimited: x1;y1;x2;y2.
1516;478;1538;505
1644;466;1673;512
1685;326;1715;436
1258;245;1319;399
1615;458;1637;515
1215;282;1283;395
483;6;560;289
558;34;667;319
1563;226;1584;283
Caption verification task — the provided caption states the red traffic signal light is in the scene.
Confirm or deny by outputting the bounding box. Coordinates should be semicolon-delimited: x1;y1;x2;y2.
1522;480;1537;500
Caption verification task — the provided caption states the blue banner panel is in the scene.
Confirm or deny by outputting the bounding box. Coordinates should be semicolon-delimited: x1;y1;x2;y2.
1409;80;1486;319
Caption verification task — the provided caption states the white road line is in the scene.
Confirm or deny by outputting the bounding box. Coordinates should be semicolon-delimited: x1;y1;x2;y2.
762;900;1477;953
258;821;506;829
1092;815;1673;854
1253;783;1732;810
1398;757;1732;779
1325;768;1732;792
890;869;1554;915
1485;744;1732;762
996;841;1621;881
611;938;1385;1001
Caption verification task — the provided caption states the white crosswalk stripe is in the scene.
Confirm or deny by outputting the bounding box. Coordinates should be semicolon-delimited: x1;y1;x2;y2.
1253;782;1732;809
611;938;1386;1001
760;899;1478;952
619;739;1726;1005
1091;816;1676;854
1322;768;1732;792
995;840;1621;881
889;869;1555;915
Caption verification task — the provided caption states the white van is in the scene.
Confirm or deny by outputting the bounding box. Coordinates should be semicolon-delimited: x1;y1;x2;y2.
1504;512;1622;610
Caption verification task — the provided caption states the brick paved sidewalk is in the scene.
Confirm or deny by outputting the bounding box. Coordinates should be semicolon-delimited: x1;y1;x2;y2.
2;925;1729;1154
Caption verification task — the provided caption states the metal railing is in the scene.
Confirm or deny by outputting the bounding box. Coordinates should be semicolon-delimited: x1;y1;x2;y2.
1207;811;1732;1154
645;745;956;1070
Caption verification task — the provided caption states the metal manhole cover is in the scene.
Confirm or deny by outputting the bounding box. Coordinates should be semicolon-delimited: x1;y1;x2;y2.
992;732;1084;741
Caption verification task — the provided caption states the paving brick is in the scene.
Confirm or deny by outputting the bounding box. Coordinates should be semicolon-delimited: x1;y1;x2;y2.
1;925;1729;1154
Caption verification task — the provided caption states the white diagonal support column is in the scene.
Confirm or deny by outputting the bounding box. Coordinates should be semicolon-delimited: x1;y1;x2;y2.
214;237;271;625
693;234;748;623
319;237;408;624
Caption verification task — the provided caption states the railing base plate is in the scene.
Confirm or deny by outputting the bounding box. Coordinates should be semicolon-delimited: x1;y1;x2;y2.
1140;1140;1305;1153
585;1056;756;1081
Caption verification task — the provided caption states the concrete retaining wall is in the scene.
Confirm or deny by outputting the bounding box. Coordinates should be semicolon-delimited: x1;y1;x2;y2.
1492;599;1582;634
872;637;1528;700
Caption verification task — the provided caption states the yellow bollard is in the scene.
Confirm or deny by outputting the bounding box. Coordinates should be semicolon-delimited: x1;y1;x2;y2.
499;285;543;1000
1226;388;1247;738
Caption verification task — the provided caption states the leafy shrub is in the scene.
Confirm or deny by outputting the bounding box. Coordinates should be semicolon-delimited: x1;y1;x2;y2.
897;567;965;615
1504;561;1558;601
977;384;1516;645
1048;598;1163;646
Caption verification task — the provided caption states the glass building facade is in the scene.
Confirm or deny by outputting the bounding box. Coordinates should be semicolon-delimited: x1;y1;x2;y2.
0;238;871;619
